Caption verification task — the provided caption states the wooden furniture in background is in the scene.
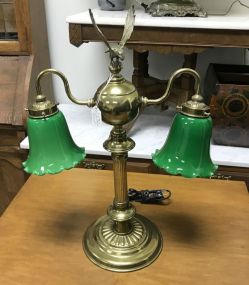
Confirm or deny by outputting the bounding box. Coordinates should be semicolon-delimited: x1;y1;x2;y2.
69;14;249;102
0;56;31;214
0;0;31;54
0;0;51;215
0;1;17;40
80;154;249;190
0;168;248;284
69;13;249;189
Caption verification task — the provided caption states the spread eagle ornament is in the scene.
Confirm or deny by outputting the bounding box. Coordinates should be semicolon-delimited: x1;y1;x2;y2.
89;6;136;61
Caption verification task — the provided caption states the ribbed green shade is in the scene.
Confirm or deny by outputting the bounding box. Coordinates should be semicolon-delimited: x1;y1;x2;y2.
152;113;217;178
23;111;86;176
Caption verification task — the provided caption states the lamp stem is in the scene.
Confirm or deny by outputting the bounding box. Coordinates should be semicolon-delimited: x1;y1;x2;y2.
83;125;163;271
112;152;133;234
104;126;136;234
112;153;128;209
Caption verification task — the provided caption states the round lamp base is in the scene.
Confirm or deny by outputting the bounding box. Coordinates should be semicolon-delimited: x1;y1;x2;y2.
83;214;163;272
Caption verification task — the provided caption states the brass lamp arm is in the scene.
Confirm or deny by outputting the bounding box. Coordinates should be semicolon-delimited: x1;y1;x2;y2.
36;69;95;107
141;68;201;106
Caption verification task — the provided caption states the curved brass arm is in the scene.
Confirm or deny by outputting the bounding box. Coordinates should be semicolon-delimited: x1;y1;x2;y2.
36;69;95;107
141;68;201;106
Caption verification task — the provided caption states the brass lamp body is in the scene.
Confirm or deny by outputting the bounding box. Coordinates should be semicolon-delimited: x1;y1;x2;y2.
31;64;210;272
95;73;140;125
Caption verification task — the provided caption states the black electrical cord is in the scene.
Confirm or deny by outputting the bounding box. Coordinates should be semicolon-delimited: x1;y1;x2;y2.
128;188;172;204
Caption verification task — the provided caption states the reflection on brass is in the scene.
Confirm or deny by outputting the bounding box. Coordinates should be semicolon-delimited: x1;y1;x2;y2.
27;69;96;117
177;94;210;118
145;0;207;17
83;214;162;272
95;73;140;126
36;7;203;272
103;126;135;153
26;94;58;118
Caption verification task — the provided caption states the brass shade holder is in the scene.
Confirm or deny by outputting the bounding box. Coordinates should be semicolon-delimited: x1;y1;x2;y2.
26;94;59;118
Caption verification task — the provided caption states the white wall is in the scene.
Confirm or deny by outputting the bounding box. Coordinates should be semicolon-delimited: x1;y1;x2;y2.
44;0;247;103
197;0;249;14
44;0;108;103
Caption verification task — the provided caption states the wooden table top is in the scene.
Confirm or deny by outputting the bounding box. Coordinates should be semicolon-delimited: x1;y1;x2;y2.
68;9;249;50
0;168;248;285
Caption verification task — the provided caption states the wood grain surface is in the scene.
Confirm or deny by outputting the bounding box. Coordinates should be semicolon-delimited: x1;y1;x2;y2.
0;168;248;285
69;24;249;49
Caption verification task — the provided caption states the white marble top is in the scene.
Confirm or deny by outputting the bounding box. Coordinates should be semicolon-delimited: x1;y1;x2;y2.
20;104;249;168
66;8;249;31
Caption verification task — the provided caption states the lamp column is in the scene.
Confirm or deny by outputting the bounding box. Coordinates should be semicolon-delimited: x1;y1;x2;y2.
83;125;163;272
112;152;131;234
104;125;136;235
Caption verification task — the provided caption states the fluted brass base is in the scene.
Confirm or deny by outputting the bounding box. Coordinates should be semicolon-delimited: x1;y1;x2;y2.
83;214;163;272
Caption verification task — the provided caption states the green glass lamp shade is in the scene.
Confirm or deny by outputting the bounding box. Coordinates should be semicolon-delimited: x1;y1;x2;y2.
152;113;217;178
23;111;86;176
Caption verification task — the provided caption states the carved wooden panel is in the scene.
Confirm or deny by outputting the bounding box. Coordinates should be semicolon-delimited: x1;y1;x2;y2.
0;0;51;215
0;0;17;38
0;128;29;215
0;56;33;126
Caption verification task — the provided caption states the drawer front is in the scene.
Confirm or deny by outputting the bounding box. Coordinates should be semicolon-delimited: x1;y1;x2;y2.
77;156;152;173
76;155;249;190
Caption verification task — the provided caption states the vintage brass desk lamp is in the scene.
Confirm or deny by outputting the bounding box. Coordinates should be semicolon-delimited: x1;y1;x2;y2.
23;8;216;272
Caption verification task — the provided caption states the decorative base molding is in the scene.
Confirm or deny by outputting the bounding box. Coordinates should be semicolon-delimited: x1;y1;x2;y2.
83;214;163;272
